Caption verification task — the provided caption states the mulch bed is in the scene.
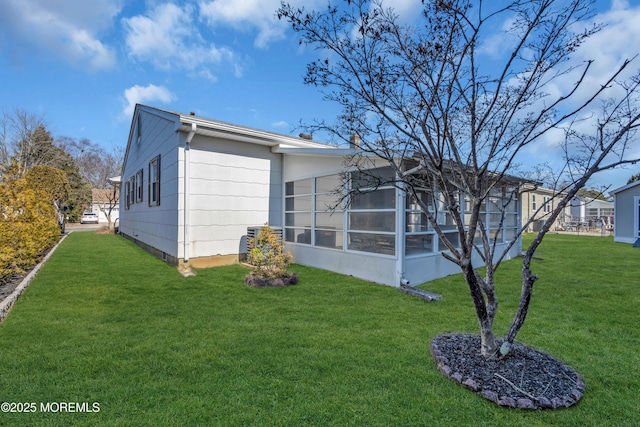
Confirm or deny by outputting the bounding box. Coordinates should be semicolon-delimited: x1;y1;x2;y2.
244;273;299;287
0;236;63;307
0;273;24;305
431;333;585;409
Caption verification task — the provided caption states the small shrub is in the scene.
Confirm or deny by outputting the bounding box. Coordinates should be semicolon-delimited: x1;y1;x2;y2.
246;226;296;285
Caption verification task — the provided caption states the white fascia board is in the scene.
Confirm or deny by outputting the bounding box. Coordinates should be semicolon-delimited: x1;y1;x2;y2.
176;116;331;149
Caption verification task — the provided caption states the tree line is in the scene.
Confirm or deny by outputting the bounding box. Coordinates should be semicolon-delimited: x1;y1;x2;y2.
0;108;122;282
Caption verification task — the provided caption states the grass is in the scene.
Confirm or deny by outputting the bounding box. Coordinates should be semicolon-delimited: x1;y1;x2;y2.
0;231;638;426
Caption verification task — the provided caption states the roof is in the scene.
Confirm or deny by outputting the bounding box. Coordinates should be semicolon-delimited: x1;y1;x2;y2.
141;104;334;150
610;180;640;194
520;183;564;195
122;104;341;178
92;188;119;203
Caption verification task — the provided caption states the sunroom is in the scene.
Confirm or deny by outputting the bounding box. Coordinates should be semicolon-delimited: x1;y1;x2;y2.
279;150;522;287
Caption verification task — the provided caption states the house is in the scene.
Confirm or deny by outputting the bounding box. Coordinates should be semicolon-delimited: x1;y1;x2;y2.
520;184;570;232
569;196;614;231
90;188;120;224
610;180;640;244
119;104;524;286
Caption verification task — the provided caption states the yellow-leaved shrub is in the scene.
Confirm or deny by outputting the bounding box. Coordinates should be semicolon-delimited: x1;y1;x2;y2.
247;225;293;279
0;164;65;281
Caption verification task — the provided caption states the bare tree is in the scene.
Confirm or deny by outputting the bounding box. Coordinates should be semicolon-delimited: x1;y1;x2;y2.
62;137;123;228
279;0;640;358
0;109;66;178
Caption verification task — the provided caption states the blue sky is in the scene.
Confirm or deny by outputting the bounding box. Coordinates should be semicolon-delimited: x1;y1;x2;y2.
1;0;639;191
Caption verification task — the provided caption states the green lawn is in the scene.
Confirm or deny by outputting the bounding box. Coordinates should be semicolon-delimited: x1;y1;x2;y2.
0;232;638;426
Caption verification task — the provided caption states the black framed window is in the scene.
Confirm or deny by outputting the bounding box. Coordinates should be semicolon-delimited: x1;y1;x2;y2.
124;179;131;210
136;169;143;203
149;155;161;207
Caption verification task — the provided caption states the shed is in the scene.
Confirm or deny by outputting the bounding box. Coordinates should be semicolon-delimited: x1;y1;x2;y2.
611;180;640;244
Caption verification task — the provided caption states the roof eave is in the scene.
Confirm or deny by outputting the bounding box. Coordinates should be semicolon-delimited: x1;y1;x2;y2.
176;116;333;150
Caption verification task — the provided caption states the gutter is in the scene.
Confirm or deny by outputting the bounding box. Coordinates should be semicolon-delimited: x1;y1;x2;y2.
176;117;331;149
183;122;197;275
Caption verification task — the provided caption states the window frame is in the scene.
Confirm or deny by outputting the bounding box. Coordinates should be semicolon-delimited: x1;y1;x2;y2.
149;155;161;207
124;179;131;210
346;168;396;256
135;169;143;203
284;174;345;250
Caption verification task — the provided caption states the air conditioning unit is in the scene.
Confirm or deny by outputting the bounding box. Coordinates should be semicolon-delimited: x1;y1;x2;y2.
246;226;283;251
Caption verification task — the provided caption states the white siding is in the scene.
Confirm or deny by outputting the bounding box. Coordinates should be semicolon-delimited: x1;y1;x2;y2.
290;244;398;285
614;184;640;243
120;108;180;257
283;153;389;182
184;135;283;258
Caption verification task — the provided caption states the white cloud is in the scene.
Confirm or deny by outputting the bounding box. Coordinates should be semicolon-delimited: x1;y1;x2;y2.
123;3;243;77
0;0;120;69
379;0;424;23
568;1;640;87
197;0;419;49
198;0;325;48
271;120;289;129
122;84;176;117
479;3;640;170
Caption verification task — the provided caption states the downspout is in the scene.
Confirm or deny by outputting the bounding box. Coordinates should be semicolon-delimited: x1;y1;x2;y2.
397;179;408;287
182;122;196;276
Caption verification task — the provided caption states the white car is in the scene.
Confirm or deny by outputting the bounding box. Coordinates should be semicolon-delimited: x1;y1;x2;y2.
80;212;99;224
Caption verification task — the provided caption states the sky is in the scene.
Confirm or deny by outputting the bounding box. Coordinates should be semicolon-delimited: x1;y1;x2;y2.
1;0;639;191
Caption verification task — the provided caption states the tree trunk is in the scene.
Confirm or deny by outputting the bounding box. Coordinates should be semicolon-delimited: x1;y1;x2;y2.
462;262;497;357
504;229;546;348
504;265;538;345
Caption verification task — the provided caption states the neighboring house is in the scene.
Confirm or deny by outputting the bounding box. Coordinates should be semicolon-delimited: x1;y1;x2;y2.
91;188;120;224
569;196;614;231
520;184;570;232
119;104;524;287
611;180;640;244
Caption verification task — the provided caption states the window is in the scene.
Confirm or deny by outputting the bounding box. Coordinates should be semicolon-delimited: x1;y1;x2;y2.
531;194;537;211
347;167;396;256
466;187;518;246
406;189;434;255
284;174;344;249
543;196;551;213
492;187;518;243
407;189;460;255
284;178;312;244
130;177;136;206
124;179;131;210
136;114;142;145
135;169;143;203
315;174;344;249
600;208;614;217
149;155;161;207
587;207;613;218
